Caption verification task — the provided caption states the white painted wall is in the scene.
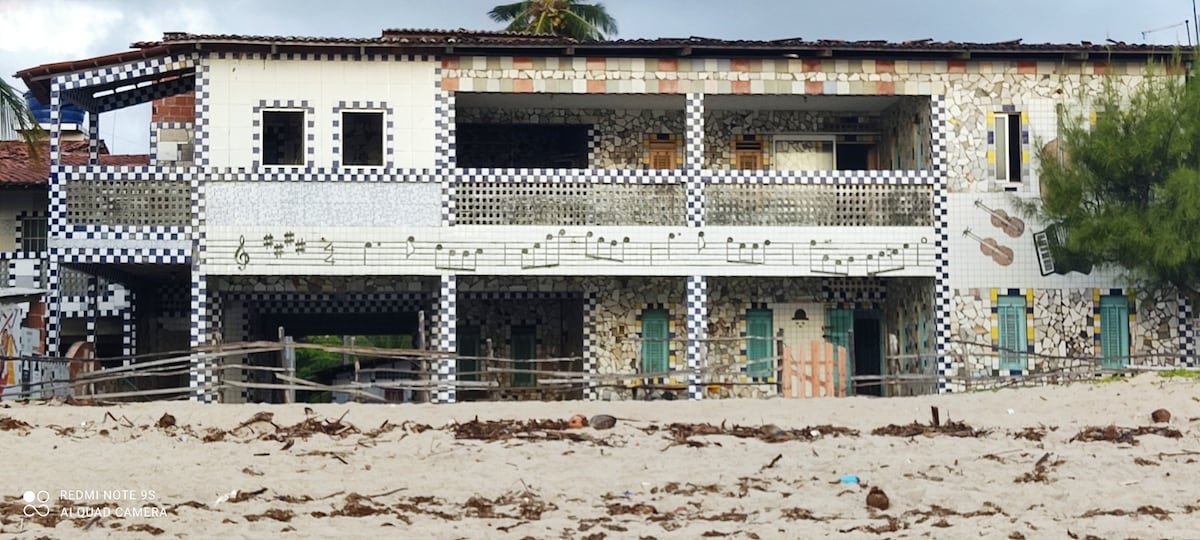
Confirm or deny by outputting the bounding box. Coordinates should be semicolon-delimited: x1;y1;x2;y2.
202;56;439;170
205;182;441;227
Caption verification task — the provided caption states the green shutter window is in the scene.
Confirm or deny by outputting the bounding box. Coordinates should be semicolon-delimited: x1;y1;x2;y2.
641;309;669;375
1099;295;1130;368
511;326;536;387
997;296;1027;371
746;309;774;378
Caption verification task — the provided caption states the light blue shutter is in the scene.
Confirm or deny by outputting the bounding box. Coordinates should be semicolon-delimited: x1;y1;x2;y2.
997;296;1027;371
746;310;773;378
1100;295;1130;368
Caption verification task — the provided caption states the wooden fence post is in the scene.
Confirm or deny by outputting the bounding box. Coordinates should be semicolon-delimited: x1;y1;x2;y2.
279;326;295;404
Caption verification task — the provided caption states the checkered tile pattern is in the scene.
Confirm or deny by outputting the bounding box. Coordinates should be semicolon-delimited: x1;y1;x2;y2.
331;101;395;169
928;95;954;392
45;259;62;356
586;126;600;166
85;76;195;115
50;247;190;264
684;93;706;228
122;291;136;365
435;275;458;403
685;275;707;400
87;112;99;165
54;54;196;92
195;58;211;167
85;275;98;345
252;100;316;170
434;90;455;168
1181;296;1197;367
582;291;599;400
189;269;212;402
684;93;705;168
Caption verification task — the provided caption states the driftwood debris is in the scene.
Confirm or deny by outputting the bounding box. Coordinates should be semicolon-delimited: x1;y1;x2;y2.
1070;425;1182;445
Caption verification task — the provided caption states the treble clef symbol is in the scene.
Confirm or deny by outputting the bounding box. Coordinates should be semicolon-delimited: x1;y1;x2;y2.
235;235;250;270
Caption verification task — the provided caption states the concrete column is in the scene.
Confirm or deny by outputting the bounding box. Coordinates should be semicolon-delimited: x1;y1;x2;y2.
433;274;457;403
85;275;98;347
685;275;708;400
87;111;100;165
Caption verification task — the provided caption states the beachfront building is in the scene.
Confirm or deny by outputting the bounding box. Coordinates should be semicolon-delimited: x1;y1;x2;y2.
13;30;1197;403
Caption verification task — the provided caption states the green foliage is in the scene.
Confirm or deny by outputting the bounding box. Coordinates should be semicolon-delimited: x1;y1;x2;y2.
488;0;618;41
294;334;413;403
1157;368;1200;380
0;78;44;159
1036;54;1200;305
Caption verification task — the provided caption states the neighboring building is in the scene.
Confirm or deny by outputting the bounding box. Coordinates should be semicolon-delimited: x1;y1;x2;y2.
0;134;144;380
13;30;1197;403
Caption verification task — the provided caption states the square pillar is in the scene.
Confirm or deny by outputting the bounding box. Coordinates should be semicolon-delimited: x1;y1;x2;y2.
685;275;707;400
433;274;457;403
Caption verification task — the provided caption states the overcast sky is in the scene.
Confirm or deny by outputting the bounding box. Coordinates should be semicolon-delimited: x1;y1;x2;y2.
1;0;1196;152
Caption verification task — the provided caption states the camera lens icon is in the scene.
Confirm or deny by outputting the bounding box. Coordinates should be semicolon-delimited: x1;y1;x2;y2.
22;490;50;517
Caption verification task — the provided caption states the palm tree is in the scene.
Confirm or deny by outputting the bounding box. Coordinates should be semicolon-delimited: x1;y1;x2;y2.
488;0;618;42
0;77;43;157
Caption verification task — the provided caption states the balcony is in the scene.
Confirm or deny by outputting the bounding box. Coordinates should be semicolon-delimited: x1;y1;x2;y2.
63;176;191;228
704;95;933;172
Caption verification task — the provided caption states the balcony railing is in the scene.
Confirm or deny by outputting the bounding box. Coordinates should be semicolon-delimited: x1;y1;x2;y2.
456;181;686;226
706;183;933;227
64;180;191;227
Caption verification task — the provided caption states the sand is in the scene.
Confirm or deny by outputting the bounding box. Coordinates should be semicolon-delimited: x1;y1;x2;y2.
1;374;1199;539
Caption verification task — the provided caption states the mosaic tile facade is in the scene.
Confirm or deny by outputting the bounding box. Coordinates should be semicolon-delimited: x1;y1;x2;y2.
28;43;1196;405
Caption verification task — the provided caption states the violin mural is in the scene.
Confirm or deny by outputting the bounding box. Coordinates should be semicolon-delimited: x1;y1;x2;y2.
974;199;1025;238
962;227;1014;267
947;193;1105;288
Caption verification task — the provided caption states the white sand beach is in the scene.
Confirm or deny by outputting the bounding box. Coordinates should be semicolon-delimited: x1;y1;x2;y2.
2;374;1199;539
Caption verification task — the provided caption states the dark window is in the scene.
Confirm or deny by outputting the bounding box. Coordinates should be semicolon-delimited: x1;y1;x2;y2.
994;113;1023;182
20;215;47;252
456;124;590;168
263;111;305;165
342;112;383;166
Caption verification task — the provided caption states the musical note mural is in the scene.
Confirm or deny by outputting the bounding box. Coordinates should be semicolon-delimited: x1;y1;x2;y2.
205;225;937;277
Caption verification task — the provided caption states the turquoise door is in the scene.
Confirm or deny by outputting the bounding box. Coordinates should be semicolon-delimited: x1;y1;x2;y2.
997;296;1027;371
641;309;669;376
826;308;853;392
1099;295;1130;369
746;309;774;378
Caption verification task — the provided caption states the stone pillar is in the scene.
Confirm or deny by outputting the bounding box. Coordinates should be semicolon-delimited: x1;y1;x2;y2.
433;274;457;403
685;275;707;400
